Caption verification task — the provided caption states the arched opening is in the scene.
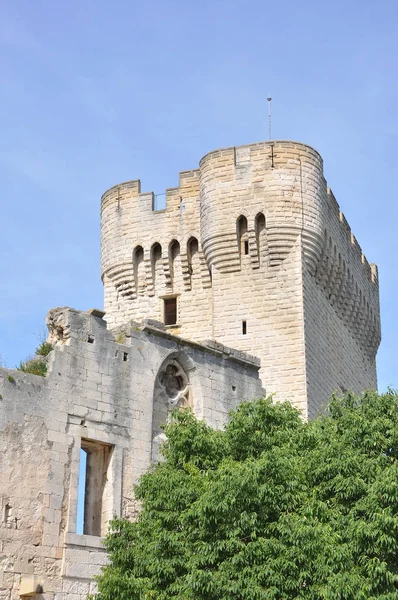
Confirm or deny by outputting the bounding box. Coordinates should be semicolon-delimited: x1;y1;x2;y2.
255;212;266;264
133;245;144;263
187;237;198;264
169;239;181;286
151;242;162;290
187;237;199;286
237;215;249;258
133;245;145;295
152;353;195;462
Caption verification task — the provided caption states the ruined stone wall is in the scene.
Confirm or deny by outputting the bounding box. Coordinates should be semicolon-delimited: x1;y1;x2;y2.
100;140;381;412
0;308;263;600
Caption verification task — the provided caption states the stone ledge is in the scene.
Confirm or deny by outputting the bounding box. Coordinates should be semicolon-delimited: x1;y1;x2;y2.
139;323;260;369
64;532;106;550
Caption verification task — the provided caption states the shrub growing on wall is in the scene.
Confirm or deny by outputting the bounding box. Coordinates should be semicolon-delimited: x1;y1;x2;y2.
17;341;53;377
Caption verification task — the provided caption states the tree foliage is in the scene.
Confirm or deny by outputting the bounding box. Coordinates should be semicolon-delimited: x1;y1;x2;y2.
95;391;398;599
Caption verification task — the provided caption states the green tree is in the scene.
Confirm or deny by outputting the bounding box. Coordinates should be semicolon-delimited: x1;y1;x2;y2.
95;391;398;599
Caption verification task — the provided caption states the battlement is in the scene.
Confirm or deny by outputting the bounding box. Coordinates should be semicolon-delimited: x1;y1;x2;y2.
199;139;323;170
326;188;377;284
100;140;379;294
101;169;200;215
100;138;381;410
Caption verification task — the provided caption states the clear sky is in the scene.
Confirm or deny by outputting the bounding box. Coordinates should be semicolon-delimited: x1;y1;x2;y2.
0;0;396;391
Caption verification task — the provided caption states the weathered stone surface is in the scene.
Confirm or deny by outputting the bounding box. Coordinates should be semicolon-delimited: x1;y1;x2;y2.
101;140;380;415
0;308;263;600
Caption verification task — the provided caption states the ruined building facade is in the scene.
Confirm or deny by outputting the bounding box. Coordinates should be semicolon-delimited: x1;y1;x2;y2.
0;140;381;599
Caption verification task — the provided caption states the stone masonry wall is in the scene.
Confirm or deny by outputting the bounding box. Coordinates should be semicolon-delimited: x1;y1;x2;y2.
100;140;380;412
0;308;263;600
303;269;378;418
304;188;380;417
100;172;213;339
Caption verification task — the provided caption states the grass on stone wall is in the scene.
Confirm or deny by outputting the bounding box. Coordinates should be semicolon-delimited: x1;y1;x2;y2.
18;358;48;377
35;341;53;357
17;342;53;377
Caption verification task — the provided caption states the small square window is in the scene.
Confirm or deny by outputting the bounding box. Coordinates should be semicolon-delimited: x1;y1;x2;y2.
164;298;177;326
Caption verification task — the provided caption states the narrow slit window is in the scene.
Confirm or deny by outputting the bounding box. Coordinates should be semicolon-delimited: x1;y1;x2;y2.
237;215;248;259
242;320;247;335
164;297;177;326
77;440;113;537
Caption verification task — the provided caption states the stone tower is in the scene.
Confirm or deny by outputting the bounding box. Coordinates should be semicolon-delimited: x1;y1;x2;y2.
101;140;381;417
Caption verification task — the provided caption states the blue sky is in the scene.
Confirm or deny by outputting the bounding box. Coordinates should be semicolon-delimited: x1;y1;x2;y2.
0;0;396;391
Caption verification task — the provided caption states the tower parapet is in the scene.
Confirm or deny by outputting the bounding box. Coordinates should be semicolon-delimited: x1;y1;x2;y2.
199;141;325;274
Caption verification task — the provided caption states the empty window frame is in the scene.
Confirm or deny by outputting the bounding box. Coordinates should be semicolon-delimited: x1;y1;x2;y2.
164;297;177;326
77;439;113;537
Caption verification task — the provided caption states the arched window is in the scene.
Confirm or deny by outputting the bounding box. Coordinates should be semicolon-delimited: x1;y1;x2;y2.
169;239;180;283
237;215;249;257
133;246;145;294
255;213;266;264
151;243;162;289
152;354;193;462
151;242;162;262
169;239;180;260
133;245;144;264
187;237;198;261
187;236;199;273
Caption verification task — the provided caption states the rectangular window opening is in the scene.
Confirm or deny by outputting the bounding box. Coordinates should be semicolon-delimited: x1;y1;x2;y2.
242;320;247;335
87;335;95;344
164;297;177;326
244;240;249;255
76;440;113;537
123;352;129;362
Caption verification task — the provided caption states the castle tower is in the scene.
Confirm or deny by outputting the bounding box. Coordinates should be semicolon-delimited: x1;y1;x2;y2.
101;140;381;417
